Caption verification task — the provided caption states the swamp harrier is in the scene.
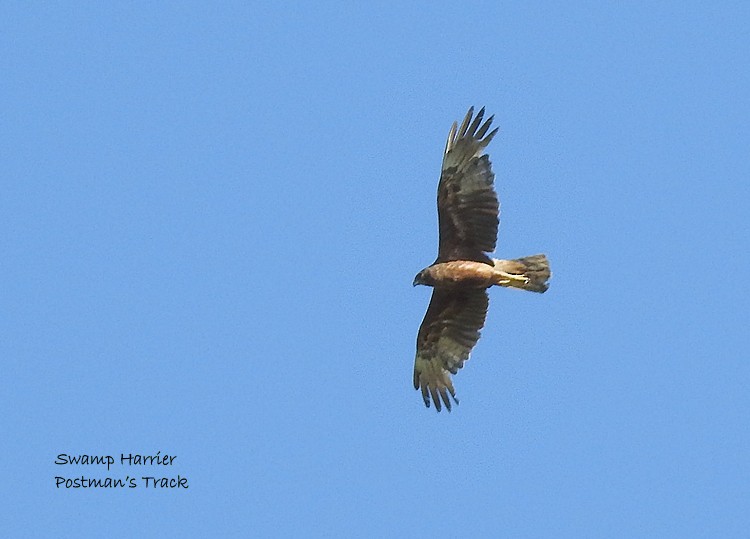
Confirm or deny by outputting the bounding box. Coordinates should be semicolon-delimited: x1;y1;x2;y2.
412;107;551;412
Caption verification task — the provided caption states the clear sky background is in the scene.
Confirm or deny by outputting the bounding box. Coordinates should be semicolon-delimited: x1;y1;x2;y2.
2;2;749;538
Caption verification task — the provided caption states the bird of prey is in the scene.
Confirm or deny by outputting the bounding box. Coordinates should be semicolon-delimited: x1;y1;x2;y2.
412;107;550;412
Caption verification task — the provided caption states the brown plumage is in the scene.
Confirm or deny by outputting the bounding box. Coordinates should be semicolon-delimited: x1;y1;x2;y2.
412;107;551;412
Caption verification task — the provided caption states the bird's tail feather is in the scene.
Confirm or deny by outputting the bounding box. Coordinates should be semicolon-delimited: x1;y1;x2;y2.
492;255;550;293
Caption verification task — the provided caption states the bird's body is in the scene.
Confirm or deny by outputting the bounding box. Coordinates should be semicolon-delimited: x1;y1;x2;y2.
418;260;498;288
416;258;545;290
412;107;551;412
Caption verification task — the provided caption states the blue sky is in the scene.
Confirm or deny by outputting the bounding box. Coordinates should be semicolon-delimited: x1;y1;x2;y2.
2;2;749;537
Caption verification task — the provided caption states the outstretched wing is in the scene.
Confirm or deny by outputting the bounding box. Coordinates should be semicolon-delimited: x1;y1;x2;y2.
413;288;489;412
437;107;500;264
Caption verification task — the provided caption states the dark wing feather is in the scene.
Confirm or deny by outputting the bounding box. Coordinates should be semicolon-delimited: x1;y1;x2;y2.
437;107;500;264
413;288;489;412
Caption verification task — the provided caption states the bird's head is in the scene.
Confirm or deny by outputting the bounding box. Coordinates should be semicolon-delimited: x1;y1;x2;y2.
413;269;429;287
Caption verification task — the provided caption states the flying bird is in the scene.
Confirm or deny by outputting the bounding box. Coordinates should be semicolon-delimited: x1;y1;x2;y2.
412;107;551;412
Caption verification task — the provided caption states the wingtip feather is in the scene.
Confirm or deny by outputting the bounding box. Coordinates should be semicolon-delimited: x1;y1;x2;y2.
445;121;458;154
414;361;460;413
476;114;495;139
484;126;499;145
457;106;474;138
466;107;485;138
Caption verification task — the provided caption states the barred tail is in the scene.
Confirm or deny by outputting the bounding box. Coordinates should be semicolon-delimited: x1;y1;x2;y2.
492;254;551;293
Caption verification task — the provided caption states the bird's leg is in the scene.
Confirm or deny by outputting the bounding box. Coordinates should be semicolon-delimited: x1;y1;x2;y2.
494;270;530;287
